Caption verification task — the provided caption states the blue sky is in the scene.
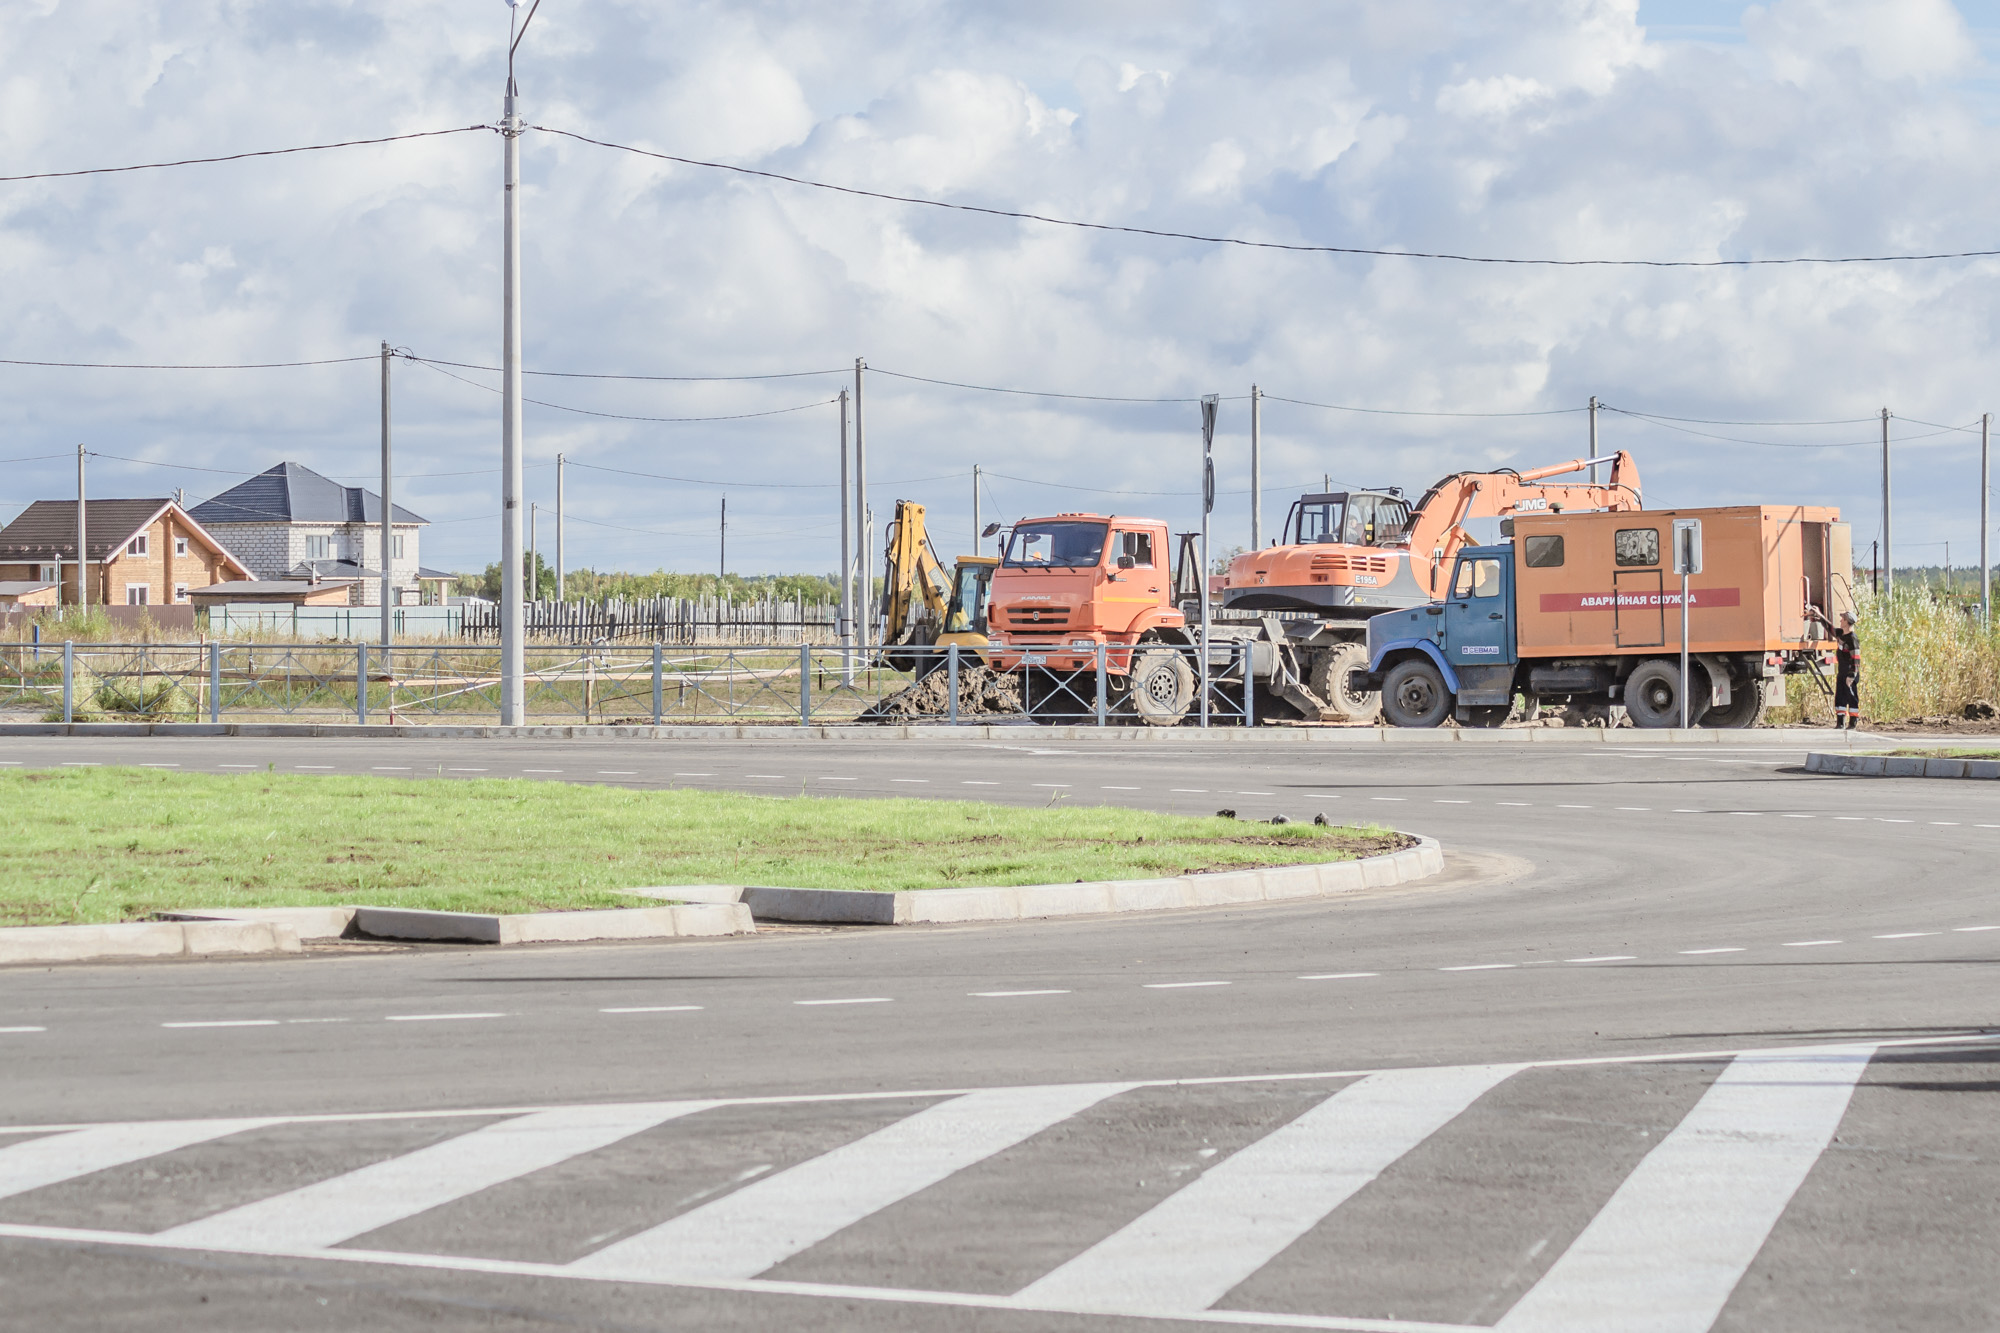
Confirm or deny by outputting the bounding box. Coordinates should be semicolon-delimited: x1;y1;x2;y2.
2;0;1998;576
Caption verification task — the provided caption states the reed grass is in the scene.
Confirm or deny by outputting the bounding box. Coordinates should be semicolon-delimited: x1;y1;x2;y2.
1769;589;2000;724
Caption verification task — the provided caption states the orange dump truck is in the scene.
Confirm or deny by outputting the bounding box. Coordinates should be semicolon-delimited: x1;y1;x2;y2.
1359;505;1853;728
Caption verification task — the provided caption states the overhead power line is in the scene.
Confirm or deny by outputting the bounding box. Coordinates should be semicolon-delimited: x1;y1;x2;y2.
535;125;2000;270
0;355;375;370
0;126;493;185
408;357;836;423
413;356;848;383
1265;394;1582;420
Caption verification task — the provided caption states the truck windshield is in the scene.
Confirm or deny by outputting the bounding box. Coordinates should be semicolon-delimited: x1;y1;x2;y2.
1003;521;1108;568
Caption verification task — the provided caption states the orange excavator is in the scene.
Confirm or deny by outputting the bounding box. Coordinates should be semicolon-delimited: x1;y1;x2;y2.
1215;453;1643;720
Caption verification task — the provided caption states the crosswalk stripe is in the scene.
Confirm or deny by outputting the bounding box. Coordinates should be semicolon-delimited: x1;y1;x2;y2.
1014;1063;1525;1315
1495;1043;1876;1333
0;1119;281;1202
569;1082;1134;1283
156;1101;715;1253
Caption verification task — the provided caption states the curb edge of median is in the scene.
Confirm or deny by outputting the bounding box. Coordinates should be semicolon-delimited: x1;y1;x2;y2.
1803;752;2000;780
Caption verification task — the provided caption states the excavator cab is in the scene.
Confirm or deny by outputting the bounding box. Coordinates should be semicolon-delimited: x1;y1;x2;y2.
941;556;996;642
1279;490;1411;549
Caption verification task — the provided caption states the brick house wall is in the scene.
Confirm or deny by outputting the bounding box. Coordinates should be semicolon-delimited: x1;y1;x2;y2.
103;512;238;605
202;519;423;606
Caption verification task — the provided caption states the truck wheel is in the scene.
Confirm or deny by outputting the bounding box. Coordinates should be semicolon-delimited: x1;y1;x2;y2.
1701;676;1768;729
1127;647;1195;727
1309;642;1380;722
1382;659;1452;728
1624;659;1709;728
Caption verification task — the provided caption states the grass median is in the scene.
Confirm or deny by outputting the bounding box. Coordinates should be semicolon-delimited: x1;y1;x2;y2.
0;769;1405;927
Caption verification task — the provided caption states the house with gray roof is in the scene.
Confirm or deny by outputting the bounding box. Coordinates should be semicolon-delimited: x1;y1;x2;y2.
189;462;446;606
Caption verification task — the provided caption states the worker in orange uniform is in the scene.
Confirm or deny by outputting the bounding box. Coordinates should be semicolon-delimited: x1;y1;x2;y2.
1813;608;1862;729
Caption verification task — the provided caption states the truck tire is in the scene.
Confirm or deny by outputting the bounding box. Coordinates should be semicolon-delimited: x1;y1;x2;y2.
1624;659;1709;728
1701;676;1769;729
1308;642;1380;723
1382;659;1452;728
1127;647;1195;727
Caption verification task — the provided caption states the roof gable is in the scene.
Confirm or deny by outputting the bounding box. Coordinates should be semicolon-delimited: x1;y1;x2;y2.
188;461;427;527
0;499;252;577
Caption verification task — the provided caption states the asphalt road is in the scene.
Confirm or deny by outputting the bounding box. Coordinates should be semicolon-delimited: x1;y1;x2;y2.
0;731;1994;1332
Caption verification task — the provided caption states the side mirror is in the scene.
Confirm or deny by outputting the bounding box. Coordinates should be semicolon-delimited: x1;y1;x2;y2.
1117;555;1136;569
981;523;1002;538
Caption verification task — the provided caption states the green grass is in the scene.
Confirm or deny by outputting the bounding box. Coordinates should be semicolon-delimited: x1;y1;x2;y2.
0;769;1401;927
1882;748;2000;760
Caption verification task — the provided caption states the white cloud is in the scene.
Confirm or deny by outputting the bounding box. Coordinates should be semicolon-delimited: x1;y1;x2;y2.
0;0;1995;577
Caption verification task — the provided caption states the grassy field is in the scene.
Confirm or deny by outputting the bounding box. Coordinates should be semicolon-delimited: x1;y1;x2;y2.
1884;748;2000;759
1769;589;2000;725
0;769;1400;927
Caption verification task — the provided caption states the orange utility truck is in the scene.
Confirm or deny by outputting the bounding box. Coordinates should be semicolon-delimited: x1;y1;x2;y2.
1359;505;1852;728
1216;453;1643;719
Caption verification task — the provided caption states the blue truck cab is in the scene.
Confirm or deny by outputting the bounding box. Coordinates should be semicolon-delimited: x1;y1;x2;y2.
1361;544;1518;727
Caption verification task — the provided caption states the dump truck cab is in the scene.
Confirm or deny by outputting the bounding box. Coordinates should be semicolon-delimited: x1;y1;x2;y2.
987;513;1185;675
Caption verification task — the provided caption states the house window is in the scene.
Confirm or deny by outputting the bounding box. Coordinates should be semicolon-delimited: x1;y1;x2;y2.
174;583;189;602
126;585;149;606
393;534;406;559
174;537;189;557
128;533;149;557
37;564;56;583
306;535;334;560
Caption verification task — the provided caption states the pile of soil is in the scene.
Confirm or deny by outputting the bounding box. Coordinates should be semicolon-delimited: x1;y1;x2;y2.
860;665;1025;722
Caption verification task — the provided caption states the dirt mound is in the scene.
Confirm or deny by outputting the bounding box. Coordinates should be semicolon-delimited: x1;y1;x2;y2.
860;665;1024;722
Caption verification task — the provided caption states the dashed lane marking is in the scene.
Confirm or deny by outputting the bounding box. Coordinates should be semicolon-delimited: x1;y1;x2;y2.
673;772;713;777
0;1026;46;1034
161;1020;280;1029
1679;947;1744;955
373;766;411;771
1033;784;1071;789
746;774;786;779
819;777;857;781
1874;932;1938;939
60;762;100;767
601;1006;702;1014
1236;791;1274;796
1102;786;1141;791
293;765;333;770
1372;797;1407;802
1299;972;1378;981
523;769;564;774
1781;940;1843;948
1930;821;1960;826
1834;815;1865;821
1616;807;1650;812
961;781;998;785
1877;818;1913;824
970;990;1071;998
1954;925;1999;932
1557;804;1592;809
892;779;929;784
384;1012;506;1022
1566;956;1636;964
1144;981;1231;989
1499;801;1531;807
1171;788;1209;793
1442;963;1516;972
1303;792;1344;798
795;998;893;1007
141;763;178;768
220;764;257;768
598;771;637;776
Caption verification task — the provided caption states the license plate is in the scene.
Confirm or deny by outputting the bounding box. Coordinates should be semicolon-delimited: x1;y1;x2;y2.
1021;654;1047;665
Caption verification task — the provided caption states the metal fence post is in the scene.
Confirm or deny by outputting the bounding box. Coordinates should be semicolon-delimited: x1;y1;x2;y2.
1095;643;1107;727
62;641;72;724
357;643;368;725
652;643;663;725
1242;640;1255;728
799;643;811;727
947;645;960;726
208;642;220;723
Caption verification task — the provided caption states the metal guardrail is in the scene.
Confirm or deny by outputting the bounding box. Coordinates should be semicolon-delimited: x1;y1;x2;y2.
0;640;1258;727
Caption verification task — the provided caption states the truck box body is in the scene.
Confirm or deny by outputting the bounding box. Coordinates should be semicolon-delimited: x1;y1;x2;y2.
1510;505;1851;658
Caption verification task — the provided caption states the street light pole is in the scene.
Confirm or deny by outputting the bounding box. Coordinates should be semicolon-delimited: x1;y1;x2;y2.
380;340;393;645
1881;407;1892;602
555;452;565;602
498;0;541;725
1982;412;1991;627
1249;385;1262;550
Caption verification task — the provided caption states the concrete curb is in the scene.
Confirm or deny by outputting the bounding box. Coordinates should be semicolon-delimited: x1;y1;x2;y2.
0;919;301;967
664;835;1444;925
1804;752;2000;780
0;720;1848;743
167;903;754;944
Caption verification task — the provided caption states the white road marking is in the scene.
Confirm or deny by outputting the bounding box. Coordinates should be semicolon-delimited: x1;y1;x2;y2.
160;1020;280;1029
597;771;637;776
1978;824;2000;829
1873;932;1938;939
818;776;857;781
1299;972;1378;981
1557;804;1592;809
0;1118;281;1201
1237;791;1274;796
219;764;257;769
157;1102;713;1253
1833;815;1864;821
285;1018;348;1025
1170;788;1209;793
1679;947;1743;955
523;769;564;774
1565;956;1635;964
1930;821;1960;826
1441;963;1516;972
141;763;179;769
1101;786;1141;791
1017;1063;1521;1315
674;772;713;776
1143;981;1230;989
794;997;892;1007
570;1082;1132;1283
1780;814;1815;819
1303;792;1344;799
1877;818;1913;824
1499;801;1531;807
961;780;998;785
0;1026;46;1034
1497;1044;1874;1333
1729;811;1761;817
891;779;928;784
1371;797;1406;803
0;761;18;766
1781;940;1842;948
970;990;1071;998
1033;784;1071;789
60;762;100;767
448;767;488;772
294;765;334;770
601;1006;703;1014
746;774;786;779
1435;799;1469;804
384;1012;506;1022
1954;925;1999;932
372;766;411;771
1615;807;1650;812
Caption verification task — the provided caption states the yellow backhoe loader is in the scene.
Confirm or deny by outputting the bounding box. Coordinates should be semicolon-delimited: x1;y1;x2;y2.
880;499;995;673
